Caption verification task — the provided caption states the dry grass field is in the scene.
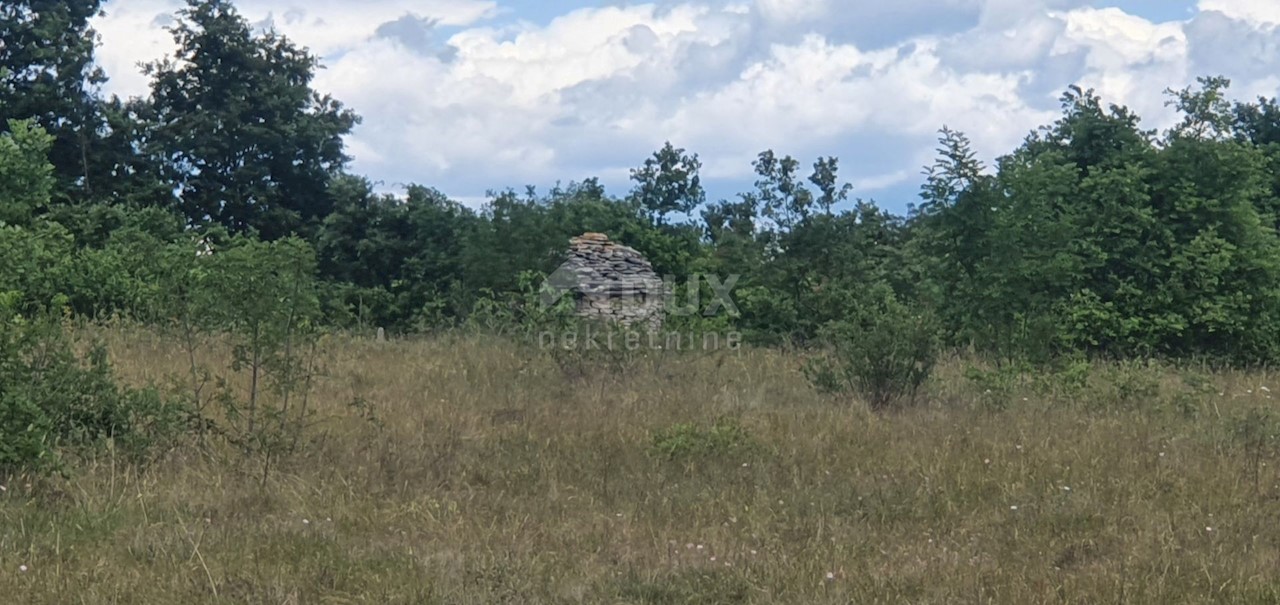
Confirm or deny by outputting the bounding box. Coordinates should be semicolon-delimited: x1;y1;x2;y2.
3;326;1280;603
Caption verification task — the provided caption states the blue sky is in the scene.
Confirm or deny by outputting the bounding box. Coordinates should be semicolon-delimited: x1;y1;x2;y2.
93;0;1280;214
1101;1;1196;22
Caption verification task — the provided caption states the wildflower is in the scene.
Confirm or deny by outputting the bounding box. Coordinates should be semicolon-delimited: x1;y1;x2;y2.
825;572;836;581
19;565;28;573
710;556;717;562
1206;527;1214;532
1061;486;1072;492
750;550;758;555
984;458;991;465
686;543;694;550
303;519;310;525
696;544;704;551
1010;505;1019;511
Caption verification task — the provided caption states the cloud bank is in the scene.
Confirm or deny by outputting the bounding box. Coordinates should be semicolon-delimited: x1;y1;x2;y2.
93;0;1280;210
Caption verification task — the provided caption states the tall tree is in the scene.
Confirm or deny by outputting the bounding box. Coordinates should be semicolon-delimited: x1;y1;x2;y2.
809;157;852;215
752;150;813;231
630;142;705;225
0;0;107;203
144;0;359;239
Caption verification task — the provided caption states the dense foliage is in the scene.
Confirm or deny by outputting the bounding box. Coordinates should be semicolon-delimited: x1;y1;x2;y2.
3;0;1280;459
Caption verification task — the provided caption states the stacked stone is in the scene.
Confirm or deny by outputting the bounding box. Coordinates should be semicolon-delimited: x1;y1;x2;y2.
564;233;664;330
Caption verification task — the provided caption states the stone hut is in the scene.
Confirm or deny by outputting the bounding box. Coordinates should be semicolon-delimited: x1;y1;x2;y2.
551;233;664;331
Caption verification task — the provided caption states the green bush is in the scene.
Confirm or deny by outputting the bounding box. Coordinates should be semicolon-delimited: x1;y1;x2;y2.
651;418;756;462
0;295;190;473
804;289;940;410
1091;359;1163;411
0;215;181;321
963;356;1092;410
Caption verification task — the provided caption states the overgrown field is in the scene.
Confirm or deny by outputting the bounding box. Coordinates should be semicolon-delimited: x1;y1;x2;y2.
3;327;1280;604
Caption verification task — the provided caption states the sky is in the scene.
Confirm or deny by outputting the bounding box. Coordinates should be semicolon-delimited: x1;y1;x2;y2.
91;0;1280;213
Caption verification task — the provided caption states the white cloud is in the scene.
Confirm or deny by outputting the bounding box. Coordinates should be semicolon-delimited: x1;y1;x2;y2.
1044;8;1189;127
665;35;1054;174
96;0;497;97
1198;0;1280;25
91;0;1280;209
1053;8;1187;70
94;0;181;97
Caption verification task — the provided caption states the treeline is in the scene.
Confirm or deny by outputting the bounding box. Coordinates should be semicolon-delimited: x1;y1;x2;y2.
5;0;1280;366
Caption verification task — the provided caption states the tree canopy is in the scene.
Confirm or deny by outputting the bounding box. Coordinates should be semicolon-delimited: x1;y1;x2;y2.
3;0;1280;365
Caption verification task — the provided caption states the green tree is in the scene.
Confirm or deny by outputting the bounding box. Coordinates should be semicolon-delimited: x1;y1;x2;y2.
912;127;1001;350
0;119;55;226
913;82;1280;363
630;142;705;225
317;178;477;327
809;156;852;215
0;0;106;204
1231;89;1280;227
143;0;360;239
752;150;813;231
205;236;323;479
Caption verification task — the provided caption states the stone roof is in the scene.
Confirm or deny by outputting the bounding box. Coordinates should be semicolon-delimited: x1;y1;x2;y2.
561;233;662;299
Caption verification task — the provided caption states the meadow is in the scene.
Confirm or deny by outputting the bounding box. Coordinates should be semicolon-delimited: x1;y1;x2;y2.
2;326;1280;604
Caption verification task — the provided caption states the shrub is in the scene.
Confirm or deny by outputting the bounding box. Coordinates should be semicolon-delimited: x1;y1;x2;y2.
0;295;190;473
650;418;756;462
200;237;325;481
145;234;327;480
804;288;940;410
1089;359;1163;411
0;216;180;321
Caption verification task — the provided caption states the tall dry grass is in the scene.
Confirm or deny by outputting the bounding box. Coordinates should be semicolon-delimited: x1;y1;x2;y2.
2;325;1280;603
